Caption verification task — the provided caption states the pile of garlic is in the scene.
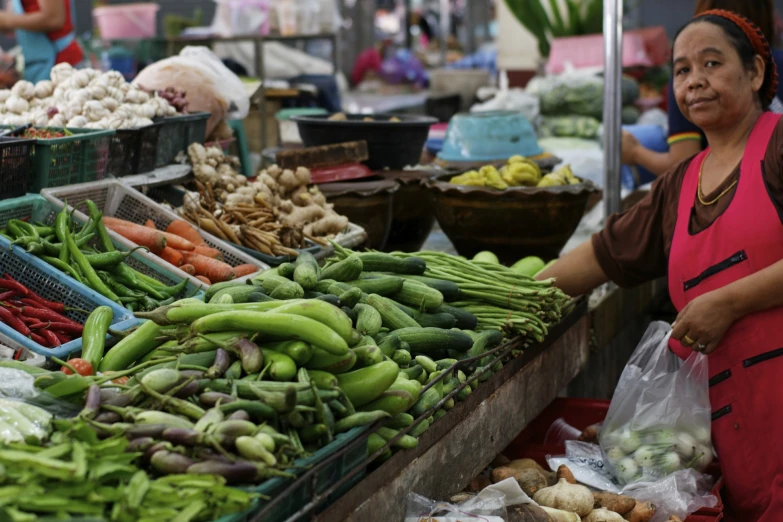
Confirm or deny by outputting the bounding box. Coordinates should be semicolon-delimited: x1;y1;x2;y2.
188;143;350;238
0;63;176;130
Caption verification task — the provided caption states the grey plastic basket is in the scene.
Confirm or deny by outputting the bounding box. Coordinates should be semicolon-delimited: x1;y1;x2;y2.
41;180;268;287
7;194;202;301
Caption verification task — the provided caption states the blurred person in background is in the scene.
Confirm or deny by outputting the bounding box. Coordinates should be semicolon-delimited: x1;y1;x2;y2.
0;0;83;83
622;0;783;177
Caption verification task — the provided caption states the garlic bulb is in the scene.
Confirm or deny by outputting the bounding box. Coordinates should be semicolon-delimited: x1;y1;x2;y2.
533;479;594;517
101;71;125;88
83;100;109;122
134;117;154;127
50;63;74;86
106;86;124;101
105;116;124;130
137;102;156;120
34;80;54;99
11;80;35;100
48;114;67;127
101;97;119;112
71;70;91;89
87;85;107;101
67;116;88;128
124;88;149;104
0;90;10;104
6;95;29;114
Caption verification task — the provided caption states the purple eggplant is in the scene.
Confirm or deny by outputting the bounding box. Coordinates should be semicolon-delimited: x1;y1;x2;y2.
161;427;206;446
212;420;258;439
126;423;169;439
186;460;259;484
151;450;195;475
128;437;156;452
81;385;101;419
173;380;200;399
94;411;121;424
192;448;232;463
179;370;205;380
227;338;264;374
198;392;236;408
226;410;250;422
205;348;231;379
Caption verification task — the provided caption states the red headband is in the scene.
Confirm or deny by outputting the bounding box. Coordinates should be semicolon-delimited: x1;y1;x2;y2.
695;9;779;107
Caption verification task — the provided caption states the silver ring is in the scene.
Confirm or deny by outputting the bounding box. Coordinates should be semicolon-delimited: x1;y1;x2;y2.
696;343;706;351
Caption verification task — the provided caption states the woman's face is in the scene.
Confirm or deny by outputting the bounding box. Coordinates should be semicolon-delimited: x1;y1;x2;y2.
672;22;765;131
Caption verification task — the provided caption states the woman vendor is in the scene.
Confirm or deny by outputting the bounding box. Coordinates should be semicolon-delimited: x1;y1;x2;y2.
0;0;82;83
622;0;783;177
539;10;783;521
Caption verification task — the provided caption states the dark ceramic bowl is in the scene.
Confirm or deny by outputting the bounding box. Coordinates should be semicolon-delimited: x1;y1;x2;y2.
426;175;598;264
376;170;438;252
318;179;400;251
292;113;437;170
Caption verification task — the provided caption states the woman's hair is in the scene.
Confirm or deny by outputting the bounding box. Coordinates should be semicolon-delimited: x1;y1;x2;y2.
675;10;778;109
693;0;776;45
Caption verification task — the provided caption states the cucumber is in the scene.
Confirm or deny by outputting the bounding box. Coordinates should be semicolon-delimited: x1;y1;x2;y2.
205;280;251;301
392;349;411;367
308;370;338;390
209;284;261;304
353;344;384;367
412;387;441;418
320;255;363;282
393;274;460;301
401;365;424;381
277;262;296;279
354;303;382;336
413;311;456;329
367;294;421;331
338;287;363;308
414;355;437;374
256;273;291;292
409;419;430;438
388;328;473;355
368;433;387;456
351;253;426;274
510;256;545;277
388;412;414;429
262;340;313;366
534;259;557;277
390;281;443;310
432;304;478;330
293;252;319;290
314;279;337;293
247;291;274;302
346;276;404;296
377;335;402;358
315;294;341;307
467;330;503;360
269;281;305;300
341;306;357;325
376;427;418;449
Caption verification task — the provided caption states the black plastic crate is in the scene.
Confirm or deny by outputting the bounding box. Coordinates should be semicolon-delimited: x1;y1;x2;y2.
155;112;210;168
0;137;35;198
107;123;162;177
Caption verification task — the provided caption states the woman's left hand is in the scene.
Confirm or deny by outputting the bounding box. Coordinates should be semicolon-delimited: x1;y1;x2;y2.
671;289;739;354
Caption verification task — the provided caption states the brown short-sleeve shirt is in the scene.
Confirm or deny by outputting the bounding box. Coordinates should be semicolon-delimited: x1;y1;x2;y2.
592;118;783;288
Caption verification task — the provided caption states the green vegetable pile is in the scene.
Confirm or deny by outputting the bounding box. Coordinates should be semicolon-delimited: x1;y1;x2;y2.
0;417;257;521
0;202;191;313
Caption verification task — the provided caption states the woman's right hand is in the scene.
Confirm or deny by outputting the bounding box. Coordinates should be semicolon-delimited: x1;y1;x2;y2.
621;130;640;166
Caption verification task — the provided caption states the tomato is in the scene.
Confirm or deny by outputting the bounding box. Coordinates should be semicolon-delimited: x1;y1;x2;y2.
61;358;93;376
101;371;130;385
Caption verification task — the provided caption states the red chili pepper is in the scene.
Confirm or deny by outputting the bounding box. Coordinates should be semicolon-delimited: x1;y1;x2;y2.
0;277;29;296
0;291;18;301
21;294;66;314
51;331;72;345
19;316;39;325
27;321;83;335
17;304;78;326
40;330;60;347
29;332;48;346
0;306;30;336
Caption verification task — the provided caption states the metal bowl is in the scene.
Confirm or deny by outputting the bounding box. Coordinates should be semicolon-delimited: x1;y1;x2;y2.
292;113;437;170
426;175;599;264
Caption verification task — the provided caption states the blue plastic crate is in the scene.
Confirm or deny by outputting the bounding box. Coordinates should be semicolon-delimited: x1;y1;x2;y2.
0;235;137;359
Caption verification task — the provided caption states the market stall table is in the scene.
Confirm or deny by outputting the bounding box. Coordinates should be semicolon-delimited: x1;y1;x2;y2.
306;301;589;522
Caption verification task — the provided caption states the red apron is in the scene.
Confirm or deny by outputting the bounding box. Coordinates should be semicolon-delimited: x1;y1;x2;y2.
668;112;783;521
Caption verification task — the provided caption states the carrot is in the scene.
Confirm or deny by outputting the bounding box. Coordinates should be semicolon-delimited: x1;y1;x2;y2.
180;264;196;276
104;221;167;253
190;245;223;260
233;264;259;278
166;220;206;246
196;275;211;285
159;247;184;267
144;219;157;229
182;252;235;283
160;231;196;251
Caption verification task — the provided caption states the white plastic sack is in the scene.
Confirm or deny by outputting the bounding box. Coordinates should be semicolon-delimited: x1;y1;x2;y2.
599;322;714;485
406;488;508;522
134;46;249;136
211;0;271;37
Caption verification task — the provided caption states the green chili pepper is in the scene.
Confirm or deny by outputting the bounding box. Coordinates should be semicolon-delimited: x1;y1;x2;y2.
86;200;114;253
65;227;120;304
76;218;97;240
85;247;148;269
41;255;84;283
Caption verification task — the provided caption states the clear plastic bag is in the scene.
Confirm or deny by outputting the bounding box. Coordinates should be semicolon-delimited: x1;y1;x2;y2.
406;488;508;522
599;321;714;485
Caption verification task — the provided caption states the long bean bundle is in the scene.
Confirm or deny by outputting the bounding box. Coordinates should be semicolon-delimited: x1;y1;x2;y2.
329;247;571;341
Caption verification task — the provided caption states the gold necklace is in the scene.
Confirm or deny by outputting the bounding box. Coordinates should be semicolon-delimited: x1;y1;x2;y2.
698;152;738;206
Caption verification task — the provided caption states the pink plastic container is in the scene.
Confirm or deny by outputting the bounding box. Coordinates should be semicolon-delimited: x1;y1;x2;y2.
93;3;159;40
546;32;653;74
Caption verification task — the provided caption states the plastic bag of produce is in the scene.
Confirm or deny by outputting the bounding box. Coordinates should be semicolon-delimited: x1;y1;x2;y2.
599;321;714;486
133;46;249;137
406;488;508;521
